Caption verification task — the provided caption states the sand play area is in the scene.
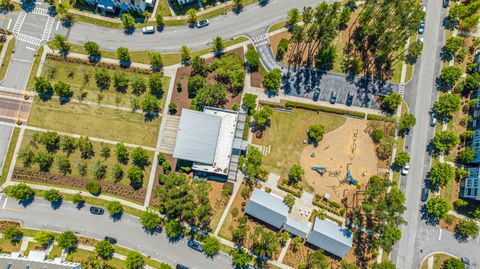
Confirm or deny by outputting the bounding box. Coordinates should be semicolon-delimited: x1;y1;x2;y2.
300;118;378;203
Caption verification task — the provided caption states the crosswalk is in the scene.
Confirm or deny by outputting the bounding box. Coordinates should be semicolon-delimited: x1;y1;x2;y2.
398;84;405;97
252;33;269;46
16;33;42;46
42;16;55;41
32;7;49;16
12;11;26;34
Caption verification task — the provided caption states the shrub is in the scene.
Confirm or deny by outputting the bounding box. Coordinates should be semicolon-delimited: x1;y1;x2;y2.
277;38;289;59
371;129;384;143
85;181;101;195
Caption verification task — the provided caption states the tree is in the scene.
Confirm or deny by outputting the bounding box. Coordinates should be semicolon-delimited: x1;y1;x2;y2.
106;200;123;218
155;13;164;27
149;74;164;97
455;219;479;239
95;68;111;91
245;48;260;71
77;161;88;176
149;52;163;70
34;76;53;96
242;93;257;114
212;36;224;54
288;164;304;184
53;34;69;52
3;226;22;243
141;94;160;115
34;151;54;172
72;193;85;206
276;38;289;60
18;149;34;168
425;197;451;221
130;75;146;95
464;73;480;93
86;181;101;195
92;160;107;180
44;188;62;204
130;96;140;112
202;236;220;256
287;8;300;26
398;114;416;134
240;145;265;180
40;131;60;152
372;262;396;269
382;224;401;252
191;56;206;76
433;131;459;153
308;124;325;143
112;164;124;181
252;105;273;131
394;152;410;167
457;147;476;164
164;220;182;238
291;236;303;252
429;162;455;188
84;41;101;58
57;231;78;252
443;37;464;57
34;231;54;247
404;41;423;64
54;81;73;99
117;47;131;63
187;75;205;97
168;103;177;114
441;66;462;86
382;93;402;112
121;13;135;29
116;143;129;164
180;45;191;63
140;211;161;230
263;68;282;92
95;240;114;259
371;129;384;143
131;147;149;168
283;194;295;208
443;258;465;269
186;8;197;24
306;250;329;269
191;84;227;111
434;93;461;119
125;251;144;269
341;263;359;269
77;136;94;159
127;166;144;188
232;249;250;268
60;136;77;156
99;143;111;160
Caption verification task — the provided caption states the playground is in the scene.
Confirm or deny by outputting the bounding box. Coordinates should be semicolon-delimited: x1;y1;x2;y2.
300;118;378;204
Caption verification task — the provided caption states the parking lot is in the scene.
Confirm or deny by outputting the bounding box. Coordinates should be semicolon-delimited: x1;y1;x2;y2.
281;68;399;110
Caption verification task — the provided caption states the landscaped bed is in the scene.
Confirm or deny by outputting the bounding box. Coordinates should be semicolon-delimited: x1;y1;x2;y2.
28;97;160;147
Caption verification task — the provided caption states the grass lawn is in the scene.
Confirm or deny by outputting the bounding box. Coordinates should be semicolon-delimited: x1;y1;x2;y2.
48;245;63;259
269;21;287;33
28;97;160;147
420;254;454;269
66;248;127;268
24;241;43;256
157;0;172;16
0;238;21;253
0;127;20;185
393;101;408;186
18;129;153;187
41;58;170;109
0;38;16;81
26;46;44;91
259;108;346;178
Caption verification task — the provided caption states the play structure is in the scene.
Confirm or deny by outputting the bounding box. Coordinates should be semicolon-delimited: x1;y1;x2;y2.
311;166;340;177
346;164;357;185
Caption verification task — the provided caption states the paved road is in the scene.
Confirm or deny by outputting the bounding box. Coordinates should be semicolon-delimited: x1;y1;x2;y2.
0;195;232;269
0;124;12;173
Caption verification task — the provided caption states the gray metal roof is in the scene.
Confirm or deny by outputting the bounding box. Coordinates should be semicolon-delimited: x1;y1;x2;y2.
0;253;81;269
284;217;310;239
173;109;221;164
245;188;289;229
307;217;353;257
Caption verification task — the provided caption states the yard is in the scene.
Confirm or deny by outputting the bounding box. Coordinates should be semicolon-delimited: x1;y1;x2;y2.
420;253;456;269
0;37;15;81
0;238;21;253
28;97;161;147
41;58;170;109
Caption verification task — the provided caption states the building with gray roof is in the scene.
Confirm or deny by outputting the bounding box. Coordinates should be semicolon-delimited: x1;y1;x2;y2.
245;188;289;229
284;217;310;239
307;217;353;258
0;251;81;269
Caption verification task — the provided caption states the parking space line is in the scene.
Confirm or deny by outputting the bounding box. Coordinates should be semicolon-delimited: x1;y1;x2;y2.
438;229;442;240
2;197;7;209
26;46;36;51
56;21;60;30
6;18;11;30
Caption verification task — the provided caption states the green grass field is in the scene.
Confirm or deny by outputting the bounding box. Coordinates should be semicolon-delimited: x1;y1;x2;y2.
26;46;44;91
0;127;20;185
260;108;346;178
41;59;170;109
28;97;160;147
0;38;16;81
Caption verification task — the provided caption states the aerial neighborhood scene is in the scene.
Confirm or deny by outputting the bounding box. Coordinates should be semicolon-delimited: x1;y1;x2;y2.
0;0;479;268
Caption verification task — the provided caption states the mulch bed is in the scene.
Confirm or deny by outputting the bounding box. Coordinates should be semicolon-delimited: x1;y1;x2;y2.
250;71;264;88
13;168;146;203
0;221;20;232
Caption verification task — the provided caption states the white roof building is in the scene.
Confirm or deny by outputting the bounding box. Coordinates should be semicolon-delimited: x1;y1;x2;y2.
245;188;289;229
307;217;353;258
0;251;81;269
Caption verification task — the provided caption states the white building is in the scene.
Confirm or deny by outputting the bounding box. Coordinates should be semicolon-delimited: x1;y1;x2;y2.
0;251;81;269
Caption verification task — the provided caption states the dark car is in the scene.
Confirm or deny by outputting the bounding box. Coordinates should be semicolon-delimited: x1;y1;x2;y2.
346;92;354;106
330;91;337;104
418;21;425;34
0;35;6;42
104;236;117;244
176;265;189;269
89;206;104;215
461;257;471;269
442;0;449;8
187;239;203;252
313;88;320;101
421;186;429;202
196;19;209;28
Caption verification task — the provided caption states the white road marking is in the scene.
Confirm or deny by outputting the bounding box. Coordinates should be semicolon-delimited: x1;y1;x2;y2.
2;197;7;209
12;58;32;63
42;16;55;40
12;11;26;34
15;33;42;46
56;21;60;30
438;229;442;240
26;46;36;51
6;18;11;30
32;7;49;16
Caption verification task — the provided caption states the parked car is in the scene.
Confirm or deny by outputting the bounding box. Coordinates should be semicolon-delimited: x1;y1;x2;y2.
346;92;354;106
329;91;337;104
443;0;449;8
142;26;155;34
313;88;320;101
187;239;203;252
418;21;425;34
430;112;437;126
461;257;471;269
421;182;429;202
89;206;104;215
0;35;6;42
419;36;424;44
176;265;189;269
196;19;209;28
422;6;426;13
104;236;117;244
401;163;410;175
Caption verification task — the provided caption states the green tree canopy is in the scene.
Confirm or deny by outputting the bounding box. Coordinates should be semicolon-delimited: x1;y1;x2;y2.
121;13;135;29
242;93;257;114
115;143;129;164
394;152;410;167
425;197;451;221
125;251;144;269
164;220;183;238
141;94;160;115
443;258;466;269
34;231;54;247
457;147;476;164
84;41;101;58
441;66;463;86
8;184;36;201
127;166;144;188
107;200;123;218
245;48;260;71
95;240;114;259
253;105;273;131
131;147;149;168
382;93;402;112
149;52;163;70
434;93;461;119
116;47;131;62
140;211;161;230
288;164;304;184
398;114;416;135
429;162;455;188
43;189;62;203
149;74;164;97
455;219;479;238
263;68;282;92
432;131;459;153
34;76;53;95
3;226;22;243
202;236;220;256
56;231;78;252
308;124;325;143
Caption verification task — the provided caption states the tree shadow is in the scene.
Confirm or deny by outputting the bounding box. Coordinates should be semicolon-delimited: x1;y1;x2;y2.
38;92;54;101
110;212;123;222
18;196;34;207
232;6;243;15
88;55;102;63
51;198;63;210
123;27;135;35
420;205;441;226
21;0;35;12
75;201;85;209
258;0;269;7
167;234;183;243
119;60;131;68
144;112;159;122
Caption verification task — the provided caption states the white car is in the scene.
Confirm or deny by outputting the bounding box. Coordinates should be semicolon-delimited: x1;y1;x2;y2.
401;163;410;175
419;36;424;44
142;26;155;34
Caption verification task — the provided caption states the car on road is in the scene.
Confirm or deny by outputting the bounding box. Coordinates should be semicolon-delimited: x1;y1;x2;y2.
89;206;104;215
187;239;203;252
313;88;320;101
421;182;429;202
401;163;410;175
142;26;155;34
104;236;117;244
0;35;6;42
196;19;209;28
329;91;337;104
443;0;449;8
461;257;471;269
430;112;437;126
422;6;426;13
346;92;354;106
418;36;424;44
418;21;425;34
176;265;189;269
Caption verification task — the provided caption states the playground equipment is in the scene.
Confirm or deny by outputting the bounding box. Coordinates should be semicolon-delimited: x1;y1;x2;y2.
311;166;340;176
346;163;357;185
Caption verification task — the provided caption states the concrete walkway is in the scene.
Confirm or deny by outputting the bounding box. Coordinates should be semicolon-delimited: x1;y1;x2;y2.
277;237;291;264
213;178;242;236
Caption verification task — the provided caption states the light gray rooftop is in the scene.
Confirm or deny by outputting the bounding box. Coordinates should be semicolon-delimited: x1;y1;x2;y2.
173;109;222;165
249;188;289;217
310;217;353;248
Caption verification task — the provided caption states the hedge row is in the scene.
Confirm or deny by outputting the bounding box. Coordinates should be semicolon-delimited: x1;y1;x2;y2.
45;53;153;75
277;183;302;198
367;114;395;122
258;100;284;109
284;101;366;118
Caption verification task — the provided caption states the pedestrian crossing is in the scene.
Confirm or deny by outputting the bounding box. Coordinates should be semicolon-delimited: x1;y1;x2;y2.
32;7;49;16
398;84;405;97
252;33;269;46
12;12;26;34
42;16;55;41
16;33;42;46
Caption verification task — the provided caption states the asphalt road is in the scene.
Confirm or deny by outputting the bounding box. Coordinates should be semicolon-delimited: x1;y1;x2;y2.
0;124;12;174
0;195;233;269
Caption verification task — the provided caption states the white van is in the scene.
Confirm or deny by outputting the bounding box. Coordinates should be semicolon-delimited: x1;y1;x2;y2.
142;26;155;34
